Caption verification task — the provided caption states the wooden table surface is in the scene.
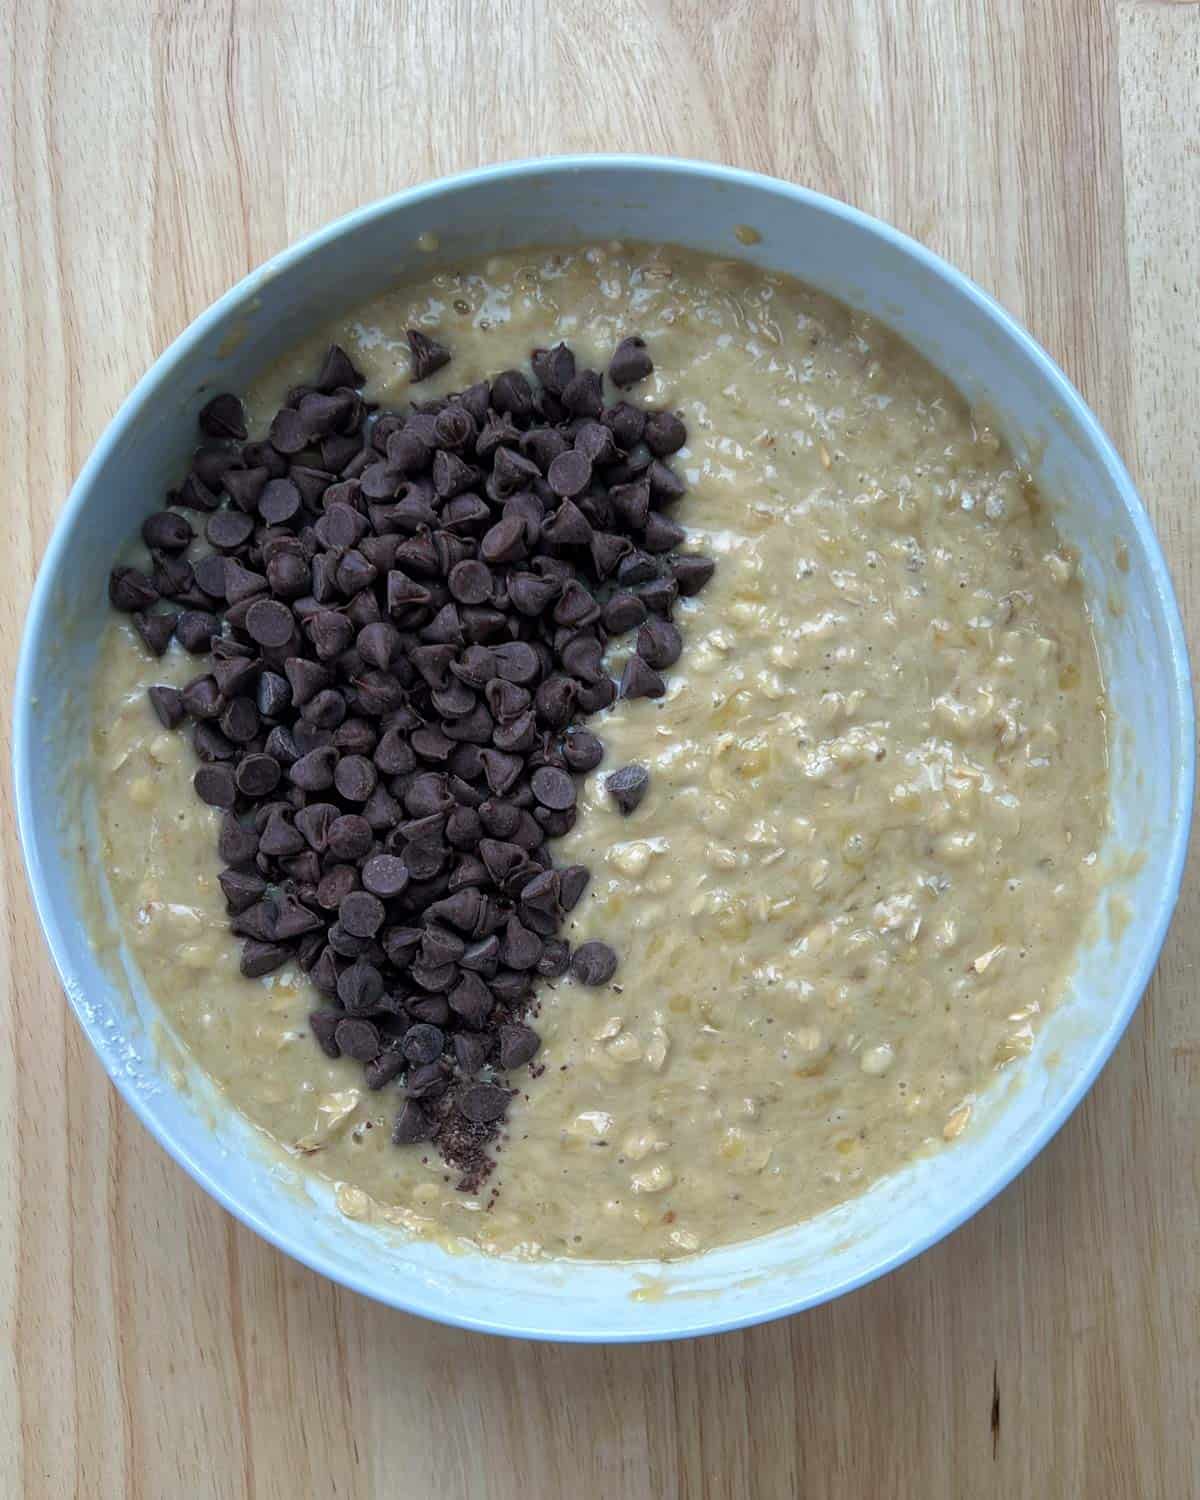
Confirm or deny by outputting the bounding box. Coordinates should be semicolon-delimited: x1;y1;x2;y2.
3;2;1198;1495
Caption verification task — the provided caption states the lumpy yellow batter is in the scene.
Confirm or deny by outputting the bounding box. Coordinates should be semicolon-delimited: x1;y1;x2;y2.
89;243;1108;1260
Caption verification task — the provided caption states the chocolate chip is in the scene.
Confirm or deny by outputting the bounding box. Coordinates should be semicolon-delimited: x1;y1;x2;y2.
644;512;687;553
617;549;658;587
531;343;575;395
491;369;534;420
194;722;236;761
219;867;266;913
150;551;195;601
148;684;184;728
448;970;494;1027
604;401;646;448
672;554;716;596
205;509;255;552
194;764;237;808
491;970;532;1006
334;754;377;802
530;765;575;811
308;1009;343;1058
608;336;653;388
492;445;540;496
601;592;646;635
637;575;679;618
422;927;465;970
365;1047;406;1090
406;328;451;382
392;1099;435;1144
285;656;331;706
241;941;290;978
500;917;542;971
340;890;385;938
218;815;259;865
211;654;256;698
644;409;687;456
327;813;373;861
178;473;219;511
219;696;259;742
577;677;617;714
338;960;384;1013
236;754;281;798
403;1059;449;1104
450;1033;486;1076
289;745;339;791
491;641;539;685
360;463;401;502
319;865;359;910
294;721;334;755
357;853;406;900
562;368;603;417
445;559;491;605
535;939;569;978
541;496;592;547
507;572;557;617
109;566;158;613
133;611;176;656
223;466;269;512
224;560;269;607
245;597;295;648
267;407;308;455
257;671;292;719
279;893;325;940
335;549;378;598
547;448;592;498
258;477;302;525
336;1017;382;1062
316;344;365;392
637;617;682;669
609;480;651;530
590;531;631;579
558;865;591;912
334;718;377;757
294;802;336;851
141;511;194;553
192;554;228;599
199;393;248;440
606;763;650;815
648;460;687;504
181;674;222;719
399;1023;442;1066
386;427;430;474
619;653;666;700
570;940;618;986
170;609;214;654
259;811;305;857
299;392;356;440
459;1083;510;1124
307;609;354;661
498;1023;541;1071
480;515;526;565
560;634;604;683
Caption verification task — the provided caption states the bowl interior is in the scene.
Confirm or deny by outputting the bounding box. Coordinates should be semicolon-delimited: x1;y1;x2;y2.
16;159;1193;1340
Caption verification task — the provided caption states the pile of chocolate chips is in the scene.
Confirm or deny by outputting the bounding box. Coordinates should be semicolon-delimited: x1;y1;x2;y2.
109;329;714;1189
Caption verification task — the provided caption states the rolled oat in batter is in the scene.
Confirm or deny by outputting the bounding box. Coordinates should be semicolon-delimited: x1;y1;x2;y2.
90;243;1108;1260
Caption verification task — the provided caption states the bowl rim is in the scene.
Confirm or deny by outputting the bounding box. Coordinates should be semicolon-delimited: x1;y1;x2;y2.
14;152;1195;1342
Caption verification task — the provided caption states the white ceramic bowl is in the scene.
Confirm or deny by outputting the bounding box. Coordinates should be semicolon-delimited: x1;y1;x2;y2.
15;157;1193;1341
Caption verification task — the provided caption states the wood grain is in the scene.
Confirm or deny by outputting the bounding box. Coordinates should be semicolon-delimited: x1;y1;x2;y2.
2;2;1197;1495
